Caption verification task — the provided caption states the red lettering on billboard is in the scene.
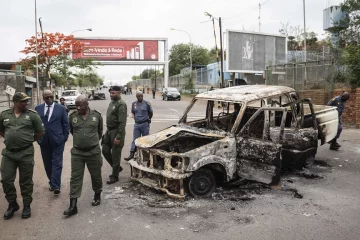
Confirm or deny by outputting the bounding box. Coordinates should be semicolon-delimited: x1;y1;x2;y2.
72;39;159;61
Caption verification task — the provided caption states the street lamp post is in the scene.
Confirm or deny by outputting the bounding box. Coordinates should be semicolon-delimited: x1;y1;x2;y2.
170;28;192;80
204;12;225;88
64;28;92;88
70;28;92;36
34;0;40;104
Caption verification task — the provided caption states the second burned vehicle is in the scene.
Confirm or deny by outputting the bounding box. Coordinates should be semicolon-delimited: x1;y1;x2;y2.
128;85;339;199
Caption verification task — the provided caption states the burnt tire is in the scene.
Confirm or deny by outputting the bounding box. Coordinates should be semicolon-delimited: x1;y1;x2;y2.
188;168;216;198
304;155;315;168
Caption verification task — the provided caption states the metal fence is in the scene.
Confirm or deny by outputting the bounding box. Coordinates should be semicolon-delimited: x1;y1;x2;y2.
265;60;335;91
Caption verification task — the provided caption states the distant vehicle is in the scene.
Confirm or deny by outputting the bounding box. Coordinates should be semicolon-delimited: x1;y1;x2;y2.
86;89;106;100
61;90;80;108
162;87;181;101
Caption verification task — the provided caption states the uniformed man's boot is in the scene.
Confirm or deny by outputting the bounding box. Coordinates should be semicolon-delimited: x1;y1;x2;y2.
106;176;119;185
124;151;134;161
92;192;101;206
3;201;20;220
63;198;78;217
22;205;31;219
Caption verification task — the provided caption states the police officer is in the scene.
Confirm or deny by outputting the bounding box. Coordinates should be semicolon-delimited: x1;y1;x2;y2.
0;92;44;220
327;92;350;151
64;96;103;217
124;91;153;161
102;86;127;184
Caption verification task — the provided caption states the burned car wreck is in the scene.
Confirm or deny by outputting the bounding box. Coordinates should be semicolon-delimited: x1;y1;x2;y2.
129;85;339;200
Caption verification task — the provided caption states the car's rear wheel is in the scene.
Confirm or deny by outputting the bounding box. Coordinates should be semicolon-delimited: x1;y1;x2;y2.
304;155;315;168
188;168;216;198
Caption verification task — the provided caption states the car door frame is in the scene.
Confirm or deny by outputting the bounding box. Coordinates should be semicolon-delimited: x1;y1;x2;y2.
235;106;288;185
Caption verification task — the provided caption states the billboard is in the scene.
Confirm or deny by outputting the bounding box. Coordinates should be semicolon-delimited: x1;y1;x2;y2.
226;30;286;73
72;39;159;61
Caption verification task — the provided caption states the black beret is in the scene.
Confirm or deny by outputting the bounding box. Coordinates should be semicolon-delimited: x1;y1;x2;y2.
109;86;121;92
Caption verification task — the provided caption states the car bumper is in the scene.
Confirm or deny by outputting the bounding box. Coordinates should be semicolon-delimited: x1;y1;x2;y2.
129;149;191;200
166;95;181;100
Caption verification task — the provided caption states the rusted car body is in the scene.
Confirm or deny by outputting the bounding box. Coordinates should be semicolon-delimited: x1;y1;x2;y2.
129;85;338;199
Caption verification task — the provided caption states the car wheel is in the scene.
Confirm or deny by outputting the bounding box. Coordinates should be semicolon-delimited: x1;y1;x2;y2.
188;168;216;198
304;155;315;168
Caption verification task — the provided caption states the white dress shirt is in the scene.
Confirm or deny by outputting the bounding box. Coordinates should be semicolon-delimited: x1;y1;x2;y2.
44;102;55;121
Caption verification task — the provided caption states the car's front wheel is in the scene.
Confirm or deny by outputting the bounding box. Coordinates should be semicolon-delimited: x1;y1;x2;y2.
188;168;216;198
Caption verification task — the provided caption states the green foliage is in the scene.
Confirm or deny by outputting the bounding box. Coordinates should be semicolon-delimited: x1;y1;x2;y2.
340;0;360;42
209;47;226;63
343;44;360;87
169;43;211;76
183;73;195;93
72;71;104;88
132;68;163;80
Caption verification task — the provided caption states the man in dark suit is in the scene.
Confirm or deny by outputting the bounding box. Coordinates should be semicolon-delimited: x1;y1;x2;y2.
35;90;69;195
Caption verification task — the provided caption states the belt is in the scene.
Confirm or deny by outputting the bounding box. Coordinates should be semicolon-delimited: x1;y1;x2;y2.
74;145;98;151
135;119;149;124
7;144;32;152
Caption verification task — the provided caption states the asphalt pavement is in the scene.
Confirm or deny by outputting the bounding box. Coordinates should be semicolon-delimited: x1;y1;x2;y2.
0;89;359;240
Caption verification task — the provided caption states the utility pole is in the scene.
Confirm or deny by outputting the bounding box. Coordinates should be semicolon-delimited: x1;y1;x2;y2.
303;0;307;62
34;0;40;104
219;17;225;88
259;3;261;32
38;18;51;90
154;65;157;93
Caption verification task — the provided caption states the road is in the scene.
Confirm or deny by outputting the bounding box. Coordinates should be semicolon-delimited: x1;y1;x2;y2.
0;89;359;240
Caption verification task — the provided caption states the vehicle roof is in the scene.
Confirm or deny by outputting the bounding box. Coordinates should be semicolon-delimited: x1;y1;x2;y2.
195;85;295;103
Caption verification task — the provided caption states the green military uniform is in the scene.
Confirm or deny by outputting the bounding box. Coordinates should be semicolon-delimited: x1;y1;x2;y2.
0;108;44;206
69;109;103;198
102;98;127;178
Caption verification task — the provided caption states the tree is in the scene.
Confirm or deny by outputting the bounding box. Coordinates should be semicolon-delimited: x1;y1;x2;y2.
340;0;360;43
131;68;163;80
279;22;322;51
169;43;211;76
73;71;104;88
209;47;226;62
18;32;95;86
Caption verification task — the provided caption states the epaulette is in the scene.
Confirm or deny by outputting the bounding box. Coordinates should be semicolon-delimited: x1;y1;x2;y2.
28;109;37;113
92;109;101;115
146;101;151;105
69;111;77;116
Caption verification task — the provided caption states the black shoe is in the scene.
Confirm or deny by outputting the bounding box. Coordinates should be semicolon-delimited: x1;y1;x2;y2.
334;142;341;148
49;184;55;192
106;176;119;185
124;152;134;161
54;189;61;195
330;145;339;151
92;192;101;206
3;202;20;220
109;166;123;178
22;205;31;219
63;198;78;217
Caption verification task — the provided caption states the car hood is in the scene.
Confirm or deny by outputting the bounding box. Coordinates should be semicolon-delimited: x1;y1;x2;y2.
135;126;224;148
61;96;77;100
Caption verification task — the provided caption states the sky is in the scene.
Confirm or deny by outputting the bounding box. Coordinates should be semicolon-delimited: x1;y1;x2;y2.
0;0;343;85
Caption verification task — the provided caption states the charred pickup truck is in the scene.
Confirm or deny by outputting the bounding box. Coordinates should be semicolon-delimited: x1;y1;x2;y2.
129;85;339;199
